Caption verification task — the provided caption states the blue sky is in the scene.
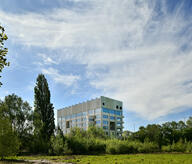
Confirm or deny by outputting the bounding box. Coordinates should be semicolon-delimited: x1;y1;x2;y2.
0;0;192;131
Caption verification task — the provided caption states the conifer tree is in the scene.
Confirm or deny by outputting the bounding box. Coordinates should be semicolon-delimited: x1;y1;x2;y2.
34;74;55;142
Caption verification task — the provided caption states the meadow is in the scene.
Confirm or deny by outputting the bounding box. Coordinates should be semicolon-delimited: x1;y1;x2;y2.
3;154;192;164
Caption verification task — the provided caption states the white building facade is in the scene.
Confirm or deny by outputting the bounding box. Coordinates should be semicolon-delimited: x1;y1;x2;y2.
57;96;123;137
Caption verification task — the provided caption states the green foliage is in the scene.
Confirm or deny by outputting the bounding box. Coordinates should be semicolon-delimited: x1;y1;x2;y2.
49;130;72;155
50;127;107;155
161;140;192;153
122;130;133;140
87;139;106;154
132;120;190;148
105;139;158;154
186;117;192;128
87;126;107;139
137;142;159;153
3;94;33;151
134;124;162;148
186;142;192;153
33;74;55;153
0;25;9;86
0;103;20;159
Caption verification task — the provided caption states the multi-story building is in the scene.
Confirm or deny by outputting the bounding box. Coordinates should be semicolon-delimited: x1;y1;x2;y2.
57;96;123;137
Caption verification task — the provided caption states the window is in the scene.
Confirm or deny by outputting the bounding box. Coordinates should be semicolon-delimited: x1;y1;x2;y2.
72;123;76;127
110;110;115;115
82;112;87;116
88;110;94;115
117;123;121;126
120;106;122;110
103;126;108;130
103;108;122;116
72;119;76;123
81;117;86;122
117;128;121;132
66;115;71;120
77;124;81;127
102;108;109;113
66;121;70;128
117;117;121;121
96;115;101;119
103;120;108;125
116;105;119;109
116;111;122;116
95;108;101;114
77;112;82;117
102;102;105;106
103;115;108;119
110;116;115;120
110;122;115;130
96;120;101;124
72;114;76;118
89;118;94;121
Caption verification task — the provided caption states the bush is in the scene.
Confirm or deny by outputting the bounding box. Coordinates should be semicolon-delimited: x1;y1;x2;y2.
105;139;159;154
50;134;65;155
67;136;88;154
138;142;159;153
87;139;106;154
171;140;186;152
162;145;172;152
186;142;192;153
161;140;192;153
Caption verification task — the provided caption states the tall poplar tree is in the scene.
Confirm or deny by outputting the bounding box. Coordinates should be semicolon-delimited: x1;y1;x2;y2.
34;74;55;142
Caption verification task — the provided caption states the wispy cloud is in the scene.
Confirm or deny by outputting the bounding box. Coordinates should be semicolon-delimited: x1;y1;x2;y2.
0;0;192;119
42;67;80;86
38;53;58;65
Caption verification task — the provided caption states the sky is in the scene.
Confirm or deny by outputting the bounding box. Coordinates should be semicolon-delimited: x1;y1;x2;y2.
0;0;192;131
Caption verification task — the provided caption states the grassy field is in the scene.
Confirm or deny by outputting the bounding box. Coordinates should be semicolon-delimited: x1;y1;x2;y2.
3;154;192;164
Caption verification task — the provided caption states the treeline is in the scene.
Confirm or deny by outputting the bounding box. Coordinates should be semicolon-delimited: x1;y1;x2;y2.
122;118;192;153
1;74;192;158
0;74;55;158
50;118;192;155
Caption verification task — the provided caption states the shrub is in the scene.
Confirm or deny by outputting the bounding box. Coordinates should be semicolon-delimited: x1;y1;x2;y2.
171;140;186;152
162;145;172;152
67;136;88;154
138;142;159;153
186;142;192;153
105;139;117;154
161;140;191;153
106;140;136;154
86;138;106;154
50;134;65;155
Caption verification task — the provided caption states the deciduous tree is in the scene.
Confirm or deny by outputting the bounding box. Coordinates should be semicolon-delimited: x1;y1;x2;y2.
0;102;20;159
0;25;9;86
3;94;33;151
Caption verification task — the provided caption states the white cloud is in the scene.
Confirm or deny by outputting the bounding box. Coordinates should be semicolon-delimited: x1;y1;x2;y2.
38;53;58;65
0;0;192;119
41;67;80;86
